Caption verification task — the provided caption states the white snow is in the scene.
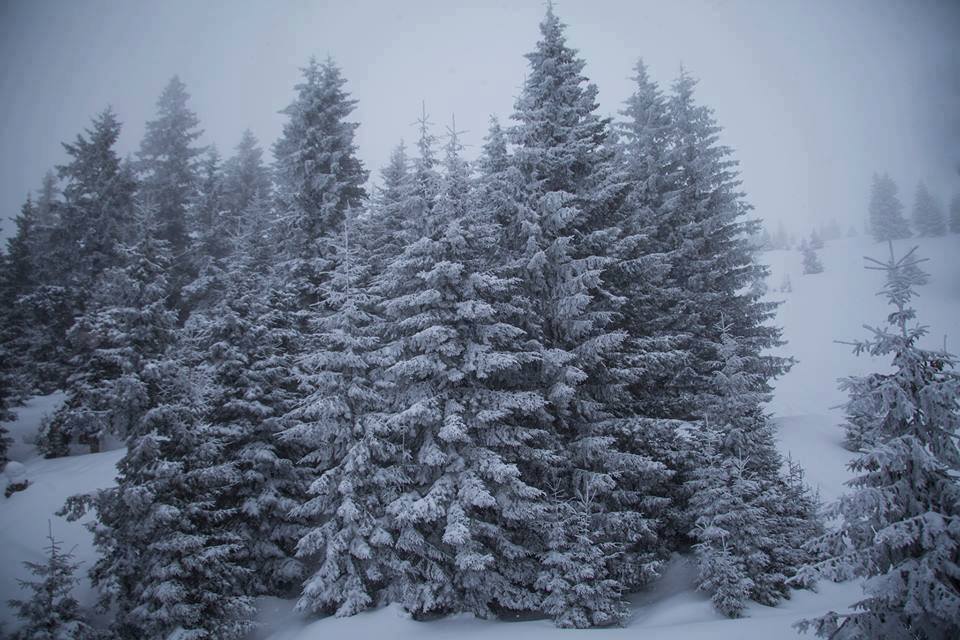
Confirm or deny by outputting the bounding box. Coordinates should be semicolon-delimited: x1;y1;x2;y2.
1;234;957;637
0;392;122;625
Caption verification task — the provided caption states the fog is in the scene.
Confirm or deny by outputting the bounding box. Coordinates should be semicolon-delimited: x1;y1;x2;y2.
2;0;958;240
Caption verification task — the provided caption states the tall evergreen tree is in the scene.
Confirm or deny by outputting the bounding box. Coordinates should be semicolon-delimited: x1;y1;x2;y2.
221;129;272;222
506;7;673;624
138;76;203;305
56;108;138;288
374;126;556;620
614;58;688;420
192;146;227;261
407;105;442;239
911;181;947;237
473;116;532;267
2;196;39;301
273;57;368;302
653;68;789;421
284;211;396;617
186;248;307;598
72;402;255;639
868;173;911;242
798;245;960;639
364;140;414;270
686;324;816;616
41;228;178;455
31;171;62;286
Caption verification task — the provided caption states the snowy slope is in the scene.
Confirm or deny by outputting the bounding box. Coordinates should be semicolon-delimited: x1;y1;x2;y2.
765;234;960;502
0;393;123;625
1;234;957;637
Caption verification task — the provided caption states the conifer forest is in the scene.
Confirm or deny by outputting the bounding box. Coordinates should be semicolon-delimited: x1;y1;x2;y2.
1;2;959;639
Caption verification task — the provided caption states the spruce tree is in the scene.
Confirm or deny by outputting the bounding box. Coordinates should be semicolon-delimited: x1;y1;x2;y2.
7;523;97;640
138;76;203;313
138;76;203;262
56;108;138;287
406;105;442;240
653;68;789;422
221;129;272;222
801;241;824;275
911;181;947;237
536;485;627;628
688;442;766;618
506;7;672;623
364;140;414;271
284;211;396;617
3;196;39;301
63;364;256;639
273;57;368;303
798;244;960;639
868;173;911;242
192;147;228;261
614;58;689;419
375;126;555;620
187;250;307;598
687;324;816;616
41;228;178;454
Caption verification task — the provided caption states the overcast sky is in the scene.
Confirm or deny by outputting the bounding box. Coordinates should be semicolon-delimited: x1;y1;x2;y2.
1;0;958;241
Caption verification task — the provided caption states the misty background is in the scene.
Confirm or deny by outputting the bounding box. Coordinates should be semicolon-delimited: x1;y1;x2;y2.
1;0;958;241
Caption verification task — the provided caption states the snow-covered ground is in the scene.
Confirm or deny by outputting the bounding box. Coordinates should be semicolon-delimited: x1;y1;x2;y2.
1;234;957;637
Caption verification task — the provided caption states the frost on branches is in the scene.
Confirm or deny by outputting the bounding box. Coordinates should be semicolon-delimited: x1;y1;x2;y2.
798;243;960;639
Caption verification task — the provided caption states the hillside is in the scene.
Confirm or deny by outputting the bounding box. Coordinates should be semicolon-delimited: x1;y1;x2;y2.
1;233;957;638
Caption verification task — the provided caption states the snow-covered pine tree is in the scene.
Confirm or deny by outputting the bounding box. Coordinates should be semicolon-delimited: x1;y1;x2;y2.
0;197;46;403
809;229;824;250
7;110;139;394
802;242;824;274
407;104;442;240
797;244;960;639
62;340;257;639
505;7;674;623
273;57;368;305
373;123;556;620
950;193;960;233
31;171;61;278
221;129;272;224
40;226;178;455
187;262;307;598
609;57;700;587
3;196;39;301
687;438;765;618
56;108;139;288
137;76;203;300
192;147;227;262
687;323;816;616
614;59;689;421
363;140;414;271
536;483;627;628
868;173;911;242
283;209;397;617
640;67;789;423
911;181;947;237
180;147;232;315
7;523;97;640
